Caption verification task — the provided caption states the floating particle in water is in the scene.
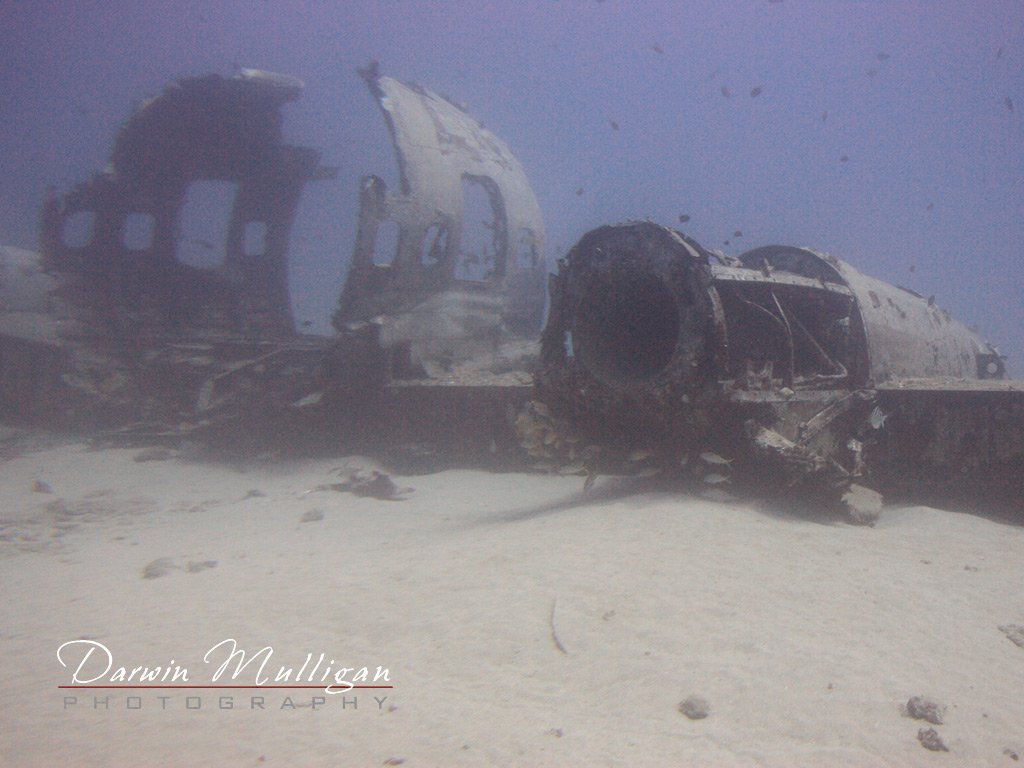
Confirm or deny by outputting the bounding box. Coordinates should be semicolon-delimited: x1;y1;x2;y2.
678;213;691;223
750;86;762;97
876;51;890;61
721;85;732;97
651;43;664;54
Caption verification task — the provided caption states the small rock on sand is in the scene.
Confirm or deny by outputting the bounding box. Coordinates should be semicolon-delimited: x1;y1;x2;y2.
678;695;710;720
998;624;1024;649
905;695;945;725
141;557;178;579
917;727;948;752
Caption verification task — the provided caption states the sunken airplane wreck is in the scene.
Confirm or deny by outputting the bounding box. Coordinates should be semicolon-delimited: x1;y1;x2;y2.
0;66;1021;520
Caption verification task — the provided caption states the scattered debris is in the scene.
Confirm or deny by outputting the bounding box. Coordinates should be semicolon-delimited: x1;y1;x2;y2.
841;484;883;526
702;473;730;486
549;598;568;655
904;695;945;725
141;557;178;580
325;470;411;501
678;695;710;720
917;728;948;752
998;624;1024;649
133;447;174;462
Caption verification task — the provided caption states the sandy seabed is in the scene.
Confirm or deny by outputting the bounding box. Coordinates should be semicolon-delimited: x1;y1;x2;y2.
1;437;1022;767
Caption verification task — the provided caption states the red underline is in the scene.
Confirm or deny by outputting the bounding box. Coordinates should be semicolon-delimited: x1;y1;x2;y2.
58;685;393;690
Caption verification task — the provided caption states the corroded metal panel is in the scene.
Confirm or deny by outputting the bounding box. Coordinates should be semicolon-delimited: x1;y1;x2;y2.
336;66;547;378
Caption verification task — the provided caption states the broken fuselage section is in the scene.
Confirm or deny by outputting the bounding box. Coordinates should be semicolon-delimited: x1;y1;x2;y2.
5;66;546;455
534;222;1021;509
334;66;546;382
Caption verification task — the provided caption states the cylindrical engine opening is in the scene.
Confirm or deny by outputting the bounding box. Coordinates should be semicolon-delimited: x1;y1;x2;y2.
574;271;680;387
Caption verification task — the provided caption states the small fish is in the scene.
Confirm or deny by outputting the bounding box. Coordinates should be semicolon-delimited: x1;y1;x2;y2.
996;46;1004;60
636;467;661;478
866;67;878;78
1005;96;1014;113
926;202;934;210
678;214;691;223
651;43;664;54
627;448;654;462
583;471;597;494
610;119;620;131
733;230;743;237
700;451;733;466
909;264;916;273
723;240;730;246
876;51;890;61
869;406;889;429
721;85;732;98
703;473;730;485
821;110;828;123
839;154;849;163
575;187;585;196
557;462;587;476
750;86;762;98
